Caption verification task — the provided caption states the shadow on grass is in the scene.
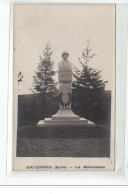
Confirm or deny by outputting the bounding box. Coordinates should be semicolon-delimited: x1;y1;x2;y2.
17;124;110;157
17;124;110;139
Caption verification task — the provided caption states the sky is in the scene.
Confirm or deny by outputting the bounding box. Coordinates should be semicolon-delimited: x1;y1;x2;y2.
13;4;115;94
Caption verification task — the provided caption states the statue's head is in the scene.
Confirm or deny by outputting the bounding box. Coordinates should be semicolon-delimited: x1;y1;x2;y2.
62;51;69;60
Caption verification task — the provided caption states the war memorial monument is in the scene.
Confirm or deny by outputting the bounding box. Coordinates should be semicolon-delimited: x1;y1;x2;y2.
37;51;95;127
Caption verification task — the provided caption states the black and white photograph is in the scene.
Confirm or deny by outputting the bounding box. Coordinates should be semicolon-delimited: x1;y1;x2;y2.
13;4;115;170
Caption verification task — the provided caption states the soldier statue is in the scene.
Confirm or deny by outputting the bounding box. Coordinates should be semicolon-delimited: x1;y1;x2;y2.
58;51;73;110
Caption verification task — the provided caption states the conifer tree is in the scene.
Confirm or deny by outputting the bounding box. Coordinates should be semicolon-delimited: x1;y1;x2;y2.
32;42;56;117
72;40;108;119
18;71;24;85
32;42;56;94
18;71;24;93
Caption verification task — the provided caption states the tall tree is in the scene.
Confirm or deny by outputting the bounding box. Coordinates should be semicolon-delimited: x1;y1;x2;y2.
32;42;56;117
18;71;24;85
18;71;24;93
72;40;108;120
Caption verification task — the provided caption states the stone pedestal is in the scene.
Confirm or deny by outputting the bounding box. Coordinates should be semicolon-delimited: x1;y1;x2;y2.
37;109;95;127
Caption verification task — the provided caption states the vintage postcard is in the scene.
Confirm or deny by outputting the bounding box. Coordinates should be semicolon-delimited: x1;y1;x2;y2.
13;4;115;171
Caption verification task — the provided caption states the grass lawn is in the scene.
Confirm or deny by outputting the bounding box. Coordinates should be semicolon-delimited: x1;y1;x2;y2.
17;124;110;157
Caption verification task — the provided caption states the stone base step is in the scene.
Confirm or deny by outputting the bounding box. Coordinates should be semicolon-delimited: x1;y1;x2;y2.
44;118;88;124
37;119;95;127
52;116;80;121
